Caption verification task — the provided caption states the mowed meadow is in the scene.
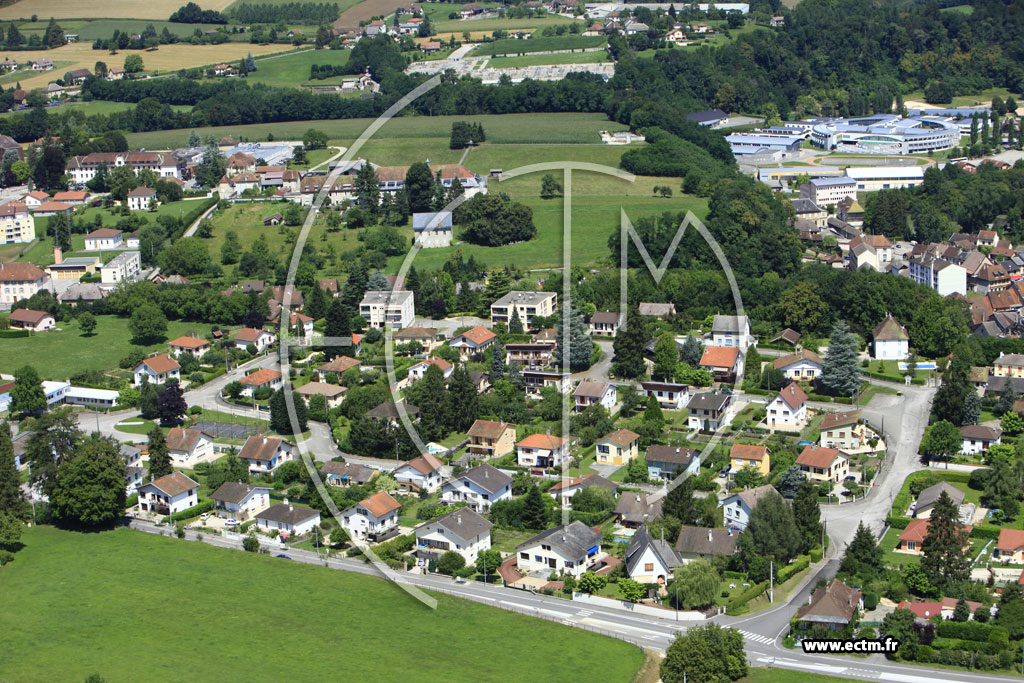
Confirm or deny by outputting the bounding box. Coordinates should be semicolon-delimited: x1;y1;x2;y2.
0;0;236;20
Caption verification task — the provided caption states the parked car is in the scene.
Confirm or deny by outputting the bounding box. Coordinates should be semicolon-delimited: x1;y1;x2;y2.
844;475;856;482
225;518;240;526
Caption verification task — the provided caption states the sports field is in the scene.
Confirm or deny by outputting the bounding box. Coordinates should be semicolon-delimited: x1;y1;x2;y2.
125;112;629;149
0;0;235;20
0;526;644;681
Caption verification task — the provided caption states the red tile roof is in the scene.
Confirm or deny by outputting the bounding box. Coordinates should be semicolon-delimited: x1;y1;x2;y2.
239;368;282;386
797;444;843;469
699;346;740;369
517;433;568;450
730;443;767;462
776;383;807;409
139;353;180;374
457;325;495;345
168;336;209;349
361;490;401;517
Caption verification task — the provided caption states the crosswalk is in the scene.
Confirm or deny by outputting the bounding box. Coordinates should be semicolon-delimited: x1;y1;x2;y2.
575;609;595;618
738;629;776;645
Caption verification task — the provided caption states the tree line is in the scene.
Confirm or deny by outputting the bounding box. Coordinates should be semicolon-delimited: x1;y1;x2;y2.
229;2;340;25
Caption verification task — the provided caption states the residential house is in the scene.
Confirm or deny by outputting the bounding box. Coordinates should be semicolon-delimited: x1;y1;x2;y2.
317;355;361;378
235;327;276;353
687;391;733;431
614;492;662;528
408;357;454;383
549;473;617;507
295;382;346;409
127;186;156;211
256;502;321;537
289;312;314;338
238;368;283;397
20;191;49;208
730;443;770;477
506;343;554;370
699;346;741;381
795;579;862;632
907;254;967;297
995;528;1024;563
719;485;776;531
914;481;965;519
848;234;894;272
960;424;1001;455
412;211;453;248
0;262;49;306
872;313;909;360
522;370;571;398
7;308;55;331
394;326;440;352
133;353;180;386
490;291;558;328
167;336;211;359
210;482;271;519
625;525;681;584
121;443;144;493
238;436;295;475
646;445;699;482
449;325;496;359
994;353;1024;378
638;302;676;318
574;381;616;412
415;508;493;565
820;410;864;450
595;429;639;466
360;289;415;330
364;401;419;427
767;383;808;429
796;445;849;483
393;453;445;494
321;461;376;488
84;228;123;250
468;371;490;393
589;311;622;336
137;472;199;515
896;519;930;555
441;463;512;512
165;427;214;467
515;521;603;579
711;315;750;347
466;419;517;458
674;526;740;564
516;433;570;468
100;251;141;284
640;381;690;411
0;202;35;244
773;349;823;380
341;490;401;541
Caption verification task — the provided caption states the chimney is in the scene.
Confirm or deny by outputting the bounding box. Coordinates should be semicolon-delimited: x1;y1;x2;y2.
53;247;62;265
289;505;293;512
708;530;713;542
284;497;289;505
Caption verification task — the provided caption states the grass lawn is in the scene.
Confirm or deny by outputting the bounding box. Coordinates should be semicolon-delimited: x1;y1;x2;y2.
125;112;629;149
485;51;609;67
247;47;349;89
903;86;1011;108
471;35;606;56
739;669;858;683
288;146;336;170
0;314;211;380
114;418;158;435
490;527;535;554
0;526;643;681
432;14;579;36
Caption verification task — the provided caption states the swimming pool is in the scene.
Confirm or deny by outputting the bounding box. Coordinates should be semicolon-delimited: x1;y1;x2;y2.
897;362;937;370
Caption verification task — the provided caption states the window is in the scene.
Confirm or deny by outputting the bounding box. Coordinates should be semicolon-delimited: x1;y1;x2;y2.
644;563;654;571
520;552;529;560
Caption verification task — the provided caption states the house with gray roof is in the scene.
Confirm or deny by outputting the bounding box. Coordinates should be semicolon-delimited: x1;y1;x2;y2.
210;482;271;519
719;484;777;530
441;463;512;512
516;521;603;578
255;502;321;536
674;526;739;563
415;508;493;565
914;481;965;519
614;492;662;528
625;525;680;583
795;579;862;631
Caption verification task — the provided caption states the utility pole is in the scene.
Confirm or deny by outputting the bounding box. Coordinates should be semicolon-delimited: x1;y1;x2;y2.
770;559;774;603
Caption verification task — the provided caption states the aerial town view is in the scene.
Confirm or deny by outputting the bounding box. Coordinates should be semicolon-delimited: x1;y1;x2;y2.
0;0;1023;681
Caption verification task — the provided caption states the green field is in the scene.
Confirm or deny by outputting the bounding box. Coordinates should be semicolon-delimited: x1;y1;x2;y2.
0;526;643;681
125;112;629;149
472;35;606;56
740;669;859;683
0;314;212;380
939;4;974;14
1;100;191;119
433;15;579;35
247;47;350;89
904;86;1012;108
485;51;609;67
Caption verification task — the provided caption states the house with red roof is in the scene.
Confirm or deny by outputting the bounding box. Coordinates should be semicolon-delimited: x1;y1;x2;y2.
796;444;849;483
517;433;570;468
341;490;401;541
8;308;55;331
729;443;769;476
167;336;211;359
699;345;741;380
238;368;283;397
133;353;180;386
394;453;445;493
996;528;1024;563
767;382;808;429
408;356;454;382
450;325;496;359
234;327;276;353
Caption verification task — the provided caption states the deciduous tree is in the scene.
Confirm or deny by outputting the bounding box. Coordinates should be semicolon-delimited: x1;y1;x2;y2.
661;624;747;683
147;426;172;479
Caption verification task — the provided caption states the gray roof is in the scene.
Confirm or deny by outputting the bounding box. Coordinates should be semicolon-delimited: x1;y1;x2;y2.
516;520;602;561
492;290;555;307
625;525;680;575
685;109;727;123
674;526;739;556
412;211;453;232
646;445;696;466
256;502;320;526
615;492;662;525
916;481;965;511
365;401;420;420
723;484;778;512
361;289;413;305
790;198;822;214
321;461;375;484
58;282;111;303
423;507;493;542
687;392;731;412
455;463;512;494
712;314;749;333
211;481;266;504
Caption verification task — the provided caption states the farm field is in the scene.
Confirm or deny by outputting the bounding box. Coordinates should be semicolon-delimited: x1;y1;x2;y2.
125;112;629;149
247;47;349;89
0;526;643;681
432;15;580;35
335;0;409;25
471;35;606;56
0;0;236;20
486;51;609;67
0;99;191;119
7;42;292;92
0;314;213;380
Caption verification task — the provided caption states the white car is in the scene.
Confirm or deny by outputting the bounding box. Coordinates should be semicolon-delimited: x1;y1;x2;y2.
200;513;209;521
225;519;240;527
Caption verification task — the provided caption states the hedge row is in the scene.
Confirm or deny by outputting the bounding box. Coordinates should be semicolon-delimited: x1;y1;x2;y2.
726;580;768;615
163;498;215;523
969;525;1001;540
778;555;810;584
170;195;219;241
937;619;1001;642
862;370;926;385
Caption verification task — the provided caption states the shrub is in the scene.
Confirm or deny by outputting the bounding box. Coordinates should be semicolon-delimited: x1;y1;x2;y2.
164;498;214;522
242;536;259;552
863;591;879;610
968;468;992;491
915;645;934;662
0;550;14;566
937;619;996;642
809;547;823;562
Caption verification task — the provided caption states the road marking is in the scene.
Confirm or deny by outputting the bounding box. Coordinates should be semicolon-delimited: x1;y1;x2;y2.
757;658;849;674
739;629;776;645
879;673;960;683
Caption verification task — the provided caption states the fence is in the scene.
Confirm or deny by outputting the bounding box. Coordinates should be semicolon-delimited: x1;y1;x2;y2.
572;592;706;621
